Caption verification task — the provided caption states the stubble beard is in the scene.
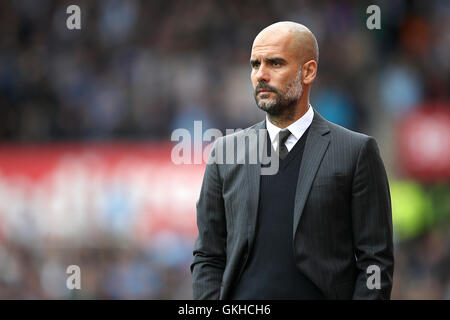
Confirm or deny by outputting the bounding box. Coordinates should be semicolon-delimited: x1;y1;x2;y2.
254;69;303;116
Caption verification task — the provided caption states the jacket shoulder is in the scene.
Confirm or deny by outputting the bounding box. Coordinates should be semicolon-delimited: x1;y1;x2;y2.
326;119;374;146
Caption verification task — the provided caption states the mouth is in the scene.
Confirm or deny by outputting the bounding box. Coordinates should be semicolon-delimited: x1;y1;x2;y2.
257;90;274;94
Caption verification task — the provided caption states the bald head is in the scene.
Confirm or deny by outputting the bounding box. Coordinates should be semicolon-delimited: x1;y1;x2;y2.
253;21;319;65
250;22;319;126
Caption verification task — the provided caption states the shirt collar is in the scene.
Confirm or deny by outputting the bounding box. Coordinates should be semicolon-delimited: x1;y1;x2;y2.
266;104;314;144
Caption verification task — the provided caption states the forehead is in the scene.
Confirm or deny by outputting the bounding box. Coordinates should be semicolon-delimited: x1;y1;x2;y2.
251;31;294;59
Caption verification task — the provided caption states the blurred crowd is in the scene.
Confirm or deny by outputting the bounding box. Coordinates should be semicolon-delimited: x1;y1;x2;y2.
0;0;449;299
1;0;446;141
0;235;194;299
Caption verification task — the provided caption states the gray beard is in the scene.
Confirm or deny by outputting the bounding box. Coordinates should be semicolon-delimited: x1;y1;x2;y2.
255;70;303;116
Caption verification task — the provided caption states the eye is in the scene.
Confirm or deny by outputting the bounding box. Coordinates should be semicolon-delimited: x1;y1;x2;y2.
272;60;283;67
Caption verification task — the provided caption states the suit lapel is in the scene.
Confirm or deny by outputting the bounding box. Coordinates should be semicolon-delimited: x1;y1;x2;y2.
292;110;331;238
244;110;331;250
245;120;266;253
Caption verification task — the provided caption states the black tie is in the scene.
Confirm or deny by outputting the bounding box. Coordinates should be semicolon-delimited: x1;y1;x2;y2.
278;129;291;160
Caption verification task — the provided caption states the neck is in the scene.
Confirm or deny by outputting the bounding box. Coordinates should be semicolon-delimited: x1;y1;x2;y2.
267;94;310;129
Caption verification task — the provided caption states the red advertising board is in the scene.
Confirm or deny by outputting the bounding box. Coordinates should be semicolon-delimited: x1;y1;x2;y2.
396;105;450;182
0;142;204;245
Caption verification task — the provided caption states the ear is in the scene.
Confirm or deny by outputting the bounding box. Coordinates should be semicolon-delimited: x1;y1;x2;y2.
302;60;317;85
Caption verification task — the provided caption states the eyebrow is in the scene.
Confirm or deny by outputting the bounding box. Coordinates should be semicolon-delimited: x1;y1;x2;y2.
250;57;287;67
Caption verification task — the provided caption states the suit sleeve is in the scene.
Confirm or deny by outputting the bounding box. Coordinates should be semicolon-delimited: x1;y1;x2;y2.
190;138;227;299
351;137;394;299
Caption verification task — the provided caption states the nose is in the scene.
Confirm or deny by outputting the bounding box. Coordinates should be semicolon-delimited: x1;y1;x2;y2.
255;64;270;83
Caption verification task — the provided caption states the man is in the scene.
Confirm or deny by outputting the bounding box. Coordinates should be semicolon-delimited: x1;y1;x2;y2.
191;21;394;299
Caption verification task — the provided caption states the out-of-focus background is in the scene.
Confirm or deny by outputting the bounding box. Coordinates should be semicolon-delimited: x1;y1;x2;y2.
0;0;448;299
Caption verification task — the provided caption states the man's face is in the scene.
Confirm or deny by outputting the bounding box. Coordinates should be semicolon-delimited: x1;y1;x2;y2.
250;34;303;115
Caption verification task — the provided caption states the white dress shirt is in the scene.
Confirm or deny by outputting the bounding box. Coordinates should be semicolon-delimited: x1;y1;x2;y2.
266;104;314;152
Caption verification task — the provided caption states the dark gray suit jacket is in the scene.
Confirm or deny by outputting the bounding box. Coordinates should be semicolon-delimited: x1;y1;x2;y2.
191;109;394;299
